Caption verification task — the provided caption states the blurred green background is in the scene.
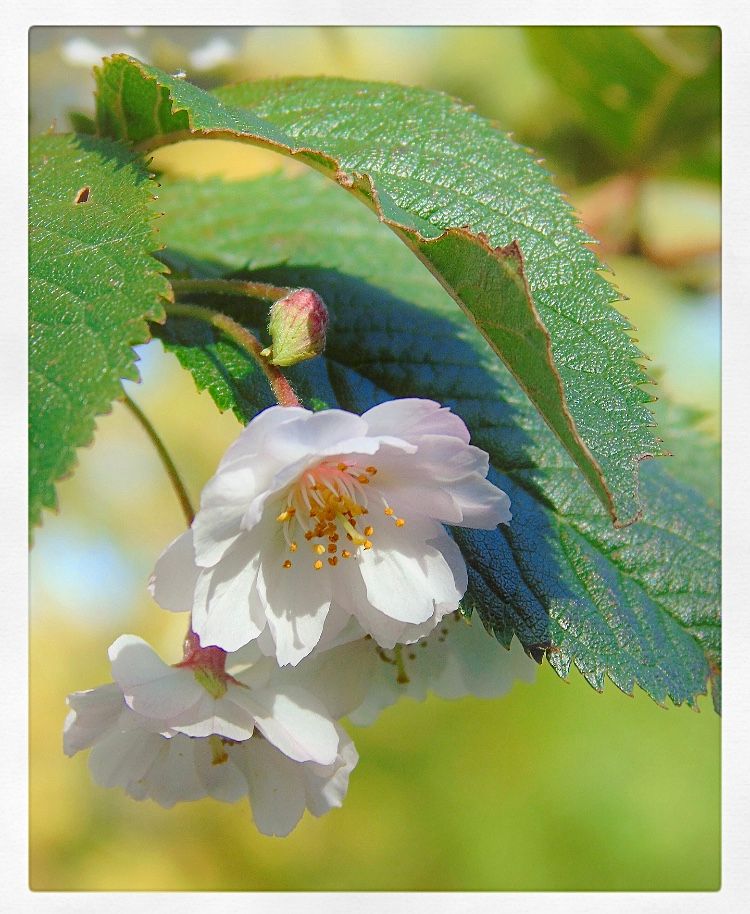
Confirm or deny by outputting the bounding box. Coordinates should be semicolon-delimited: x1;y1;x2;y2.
29;26;720;891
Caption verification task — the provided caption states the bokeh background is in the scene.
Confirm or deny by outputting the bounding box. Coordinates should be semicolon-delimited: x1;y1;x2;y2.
29;26;720;891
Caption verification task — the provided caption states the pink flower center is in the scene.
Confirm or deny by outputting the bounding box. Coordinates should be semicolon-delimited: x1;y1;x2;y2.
275;459;405;571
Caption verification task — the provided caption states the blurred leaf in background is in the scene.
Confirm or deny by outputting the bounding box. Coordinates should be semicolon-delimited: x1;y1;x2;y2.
29;25;720;892
523;25;720;182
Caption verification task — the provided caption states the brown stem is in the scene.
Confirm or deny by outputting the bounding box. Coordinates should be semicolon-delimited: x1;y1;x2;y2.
170;278;292;303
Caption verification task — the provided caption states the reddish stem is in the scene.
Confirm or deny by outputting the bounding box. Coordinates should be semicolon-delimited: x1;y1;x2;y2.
177;629;228;672
166;300;300;408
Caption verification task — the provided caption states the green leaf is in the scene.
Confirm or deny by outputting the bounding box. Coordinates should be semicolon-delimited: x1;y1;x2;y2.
151;172;720;711
94;54;663;526
525;26;721;178
29;133;170;530
650;400;720;506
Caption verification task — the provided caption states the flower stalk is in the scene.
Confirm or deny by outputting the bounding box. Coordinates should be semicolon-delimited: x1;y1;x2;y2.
165;300;301;408
170;277;292;303
122;393;195;525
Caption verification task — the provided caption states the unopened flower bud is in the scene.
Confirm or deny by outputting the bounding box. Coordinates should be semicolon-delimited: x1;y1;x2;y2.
263;288;328;367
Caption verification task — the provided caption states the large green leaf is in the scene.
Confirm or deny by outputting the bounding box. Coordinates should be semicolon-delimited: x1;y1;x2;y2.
29;133;170;529
151;172;720;711
94;54;663;526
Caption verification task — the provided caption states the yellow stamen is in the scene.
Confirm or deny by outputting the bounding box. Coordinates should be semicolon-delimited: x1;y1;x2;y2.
313;559;324;570
289;542;298;552
364;540;373;550
328;544;337;553
209;735;228;766
364;525;374;536
395;517;405;527
341;550;352;559
314;544;326;555
282;559;292;569
384;507;394;516
341;516;368;546
357;475;370;484
328;556;338;566
366;466;377;475
337;462;348;471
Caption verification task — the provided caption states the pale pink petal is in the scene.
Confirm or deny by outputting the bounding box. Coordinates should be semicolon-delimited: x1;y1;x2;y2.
216;405;309;470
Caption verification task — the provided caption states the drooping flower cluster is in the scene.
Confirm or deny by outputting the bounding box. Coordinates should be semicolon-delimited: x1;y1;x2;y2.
65;634;372;835
66;398;535;835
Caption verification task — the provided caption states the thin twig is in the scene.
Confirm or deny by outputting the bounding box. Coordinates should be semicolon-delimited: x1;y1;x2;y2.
121;393;195;526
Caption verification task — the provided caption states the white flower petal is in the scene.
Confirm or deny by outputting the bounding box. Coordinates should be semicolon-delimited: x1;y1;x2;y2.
350;615;538;725
233;685;339;765
358;519;464;626
374;481;463;524
258;555;332;665
63;683;124;755
301;727;358;817
266;409;369;464
148;530;200;614
233;737;307;837
191;538;265;652
136;736;209;807
170;710;254;742
413;434;490;480
363;398;470;443
444;474;512;528
109;635;204;720
315;608;367;652
195;739;249;803
192;458;258;566
88;728;162;788
273;639;377;719
332;568;410;647
216;405;309;470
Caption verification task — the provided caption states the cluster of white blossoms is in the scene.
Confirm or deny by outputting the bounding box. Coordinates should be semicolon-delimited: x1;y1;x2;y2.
66;399;536;835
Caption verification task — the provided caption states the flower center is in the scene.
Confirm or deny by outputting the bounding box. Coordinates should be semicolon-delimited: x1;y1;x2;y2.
276;460;405;570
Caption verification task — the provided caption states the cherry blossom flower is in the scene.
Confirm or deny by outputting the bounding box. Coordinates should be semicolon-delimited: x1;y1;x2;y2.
349;612;538;726
64;635;372;836
150;399;511;665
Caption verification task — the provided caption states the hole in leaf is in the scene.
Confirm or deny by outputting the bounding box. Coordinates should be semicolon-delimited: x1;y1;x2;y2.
74;186;90;204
